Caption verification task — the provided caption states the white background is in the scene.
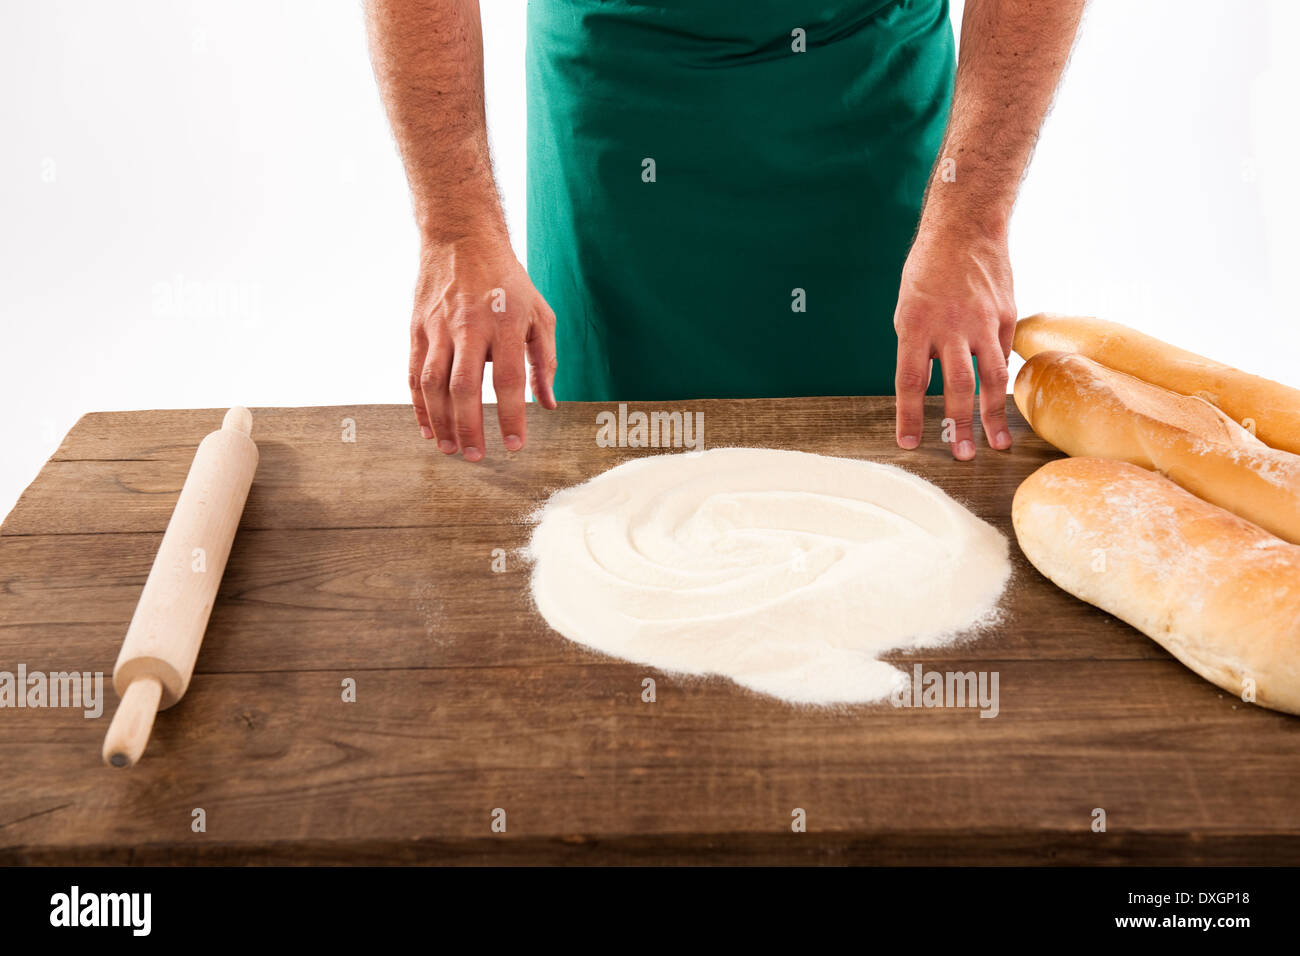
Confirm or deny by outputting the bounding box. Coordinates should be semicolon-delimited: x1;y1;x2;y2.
2;0;1298;521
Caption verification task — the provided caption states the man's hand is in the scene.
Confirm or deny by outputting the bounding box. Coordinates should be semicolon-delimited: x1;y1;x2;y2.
367;0;557;460
893;222;1015;460
410;238;557;461
893;0;1085;458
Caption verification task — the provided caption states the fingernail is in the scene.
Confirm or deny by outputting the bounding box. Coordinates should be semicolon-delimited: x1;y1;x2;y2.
504;434;523;451
463;446;482;462
956;440;975;459
996;430;1011;449
420;426;433;440
438;440;457;454
899;434;920;450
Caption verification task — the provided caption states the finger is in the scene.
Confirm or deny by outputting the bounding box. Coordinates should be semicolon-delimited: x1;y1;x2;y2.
975;342;1013;451
526;308;558;409
492;333;528;451
940;344;978;461
449;336;489;461
998;316;1015;359
408;325;433;440
421;329;457;455
894;336;932;450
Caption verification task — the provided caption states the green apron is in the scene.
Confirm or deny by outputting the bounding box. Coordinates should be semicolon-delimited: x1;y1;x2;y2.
526;0;955;401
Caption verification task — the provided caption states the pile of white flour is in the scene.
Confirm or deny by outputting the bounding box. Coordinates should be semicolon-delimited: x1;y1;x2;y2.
526;448;1011;705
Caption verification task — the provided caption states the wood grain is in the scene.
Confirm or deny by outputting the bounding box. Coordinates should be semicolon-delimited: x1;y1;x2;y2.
2;398;1298;865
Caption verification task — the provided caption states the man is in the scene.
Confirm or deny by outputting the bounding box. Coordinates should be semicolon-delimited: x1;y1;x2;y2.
366;0;1084;462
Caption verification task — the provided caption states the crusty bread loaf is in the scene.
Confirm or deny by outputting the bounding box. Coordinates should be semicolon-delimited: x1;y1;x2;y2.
1013;313;1300;455
1014;350;1300;545
1013;457;1300;715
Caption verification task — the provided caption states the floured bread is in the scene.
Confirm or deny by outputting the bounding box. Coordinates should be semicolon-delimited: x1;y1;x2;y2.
1015;350;1300;545
1013;457;1300;715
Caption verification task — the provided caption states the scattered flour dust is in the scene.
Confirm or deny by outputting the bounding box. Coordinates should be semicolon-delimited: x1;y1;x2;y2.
526;448;1012;705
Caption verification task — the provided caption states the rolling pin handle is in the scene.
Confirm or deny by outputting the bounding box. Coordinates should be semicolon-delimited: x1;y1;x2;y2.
102;676;164;769
223;406;253;436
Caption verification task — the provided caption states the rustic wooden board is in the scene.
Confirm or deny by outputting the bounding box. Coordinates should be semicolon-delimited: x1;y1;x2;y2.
2;398;1298;865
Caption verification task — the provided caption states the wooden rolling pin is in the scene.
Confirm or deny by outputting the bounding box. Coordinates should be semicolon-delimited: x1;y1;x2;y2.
102;407;259;768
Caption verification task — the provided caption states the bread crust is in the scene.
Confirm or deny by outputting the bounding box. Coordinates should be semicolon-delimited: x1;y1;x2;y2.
1013;313;1300;455
1014;349;1300;545
1013;457;1300;715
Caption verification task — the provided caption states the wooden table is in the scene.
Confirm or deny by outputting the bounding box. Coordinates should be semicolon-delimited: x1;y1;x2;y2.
2;398;1297;865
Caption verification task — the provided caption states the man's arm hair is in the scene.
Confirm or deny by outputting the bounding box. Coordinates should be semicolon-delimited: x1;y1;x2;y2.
365;0;508;248
921;0;1086;237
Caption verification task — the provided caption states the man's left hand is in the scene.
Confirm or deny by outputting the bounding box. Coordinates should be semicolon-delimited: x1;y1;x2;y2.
892;221;1017;460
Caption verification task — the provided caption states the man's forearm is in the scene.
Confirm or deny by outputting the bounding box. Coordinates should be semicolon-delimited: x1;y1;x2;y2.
365;0;507;248
921;0;1086;238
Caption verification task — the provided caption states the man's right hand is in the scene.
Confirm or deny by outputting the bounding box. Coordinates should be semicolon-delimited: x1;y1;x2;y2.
367;1;553;459
409;237;557;461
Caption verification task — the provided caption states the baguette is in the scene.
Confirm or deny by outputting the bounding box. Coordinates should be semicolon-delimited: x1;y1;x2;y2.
1014;350;1300;545
1013;313;1300;455
1013;457;1300;715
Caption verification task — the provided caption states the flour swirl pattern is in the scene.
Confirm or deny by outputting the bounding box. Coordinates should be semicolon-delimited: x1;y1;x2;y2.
527;448;1011;705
